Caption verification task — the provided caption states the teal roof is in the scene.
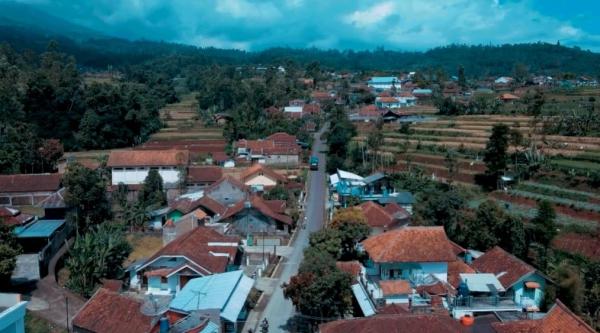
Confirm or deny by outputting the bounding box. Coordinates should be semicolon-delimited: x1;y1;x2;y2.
169;270;254;322
15;219;64;238
200;321;219;333
369;76;399;83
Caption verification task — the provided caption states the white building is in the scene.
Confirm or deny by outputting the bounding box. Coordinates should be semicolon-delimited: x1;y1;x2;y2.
107;150;189;187
368;76;401;91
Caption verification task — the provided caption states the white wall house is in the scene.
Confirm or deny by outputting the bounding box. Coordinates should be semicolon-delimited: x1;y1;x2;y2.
107;150;189;187
368;76;401;91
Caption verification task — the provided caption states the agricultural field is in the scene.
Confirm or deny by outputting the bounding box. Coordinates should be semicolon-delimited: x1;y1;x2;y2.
353;104;600;243
150;93;224;141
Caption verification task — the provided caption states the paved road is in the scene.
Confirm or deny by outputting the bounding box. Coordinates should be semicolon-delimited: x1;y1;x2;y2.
259;127;328;332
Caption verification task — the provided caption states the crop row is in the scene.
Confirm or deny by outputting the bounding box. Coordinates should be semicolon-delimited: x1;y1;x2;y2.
508;189;600;213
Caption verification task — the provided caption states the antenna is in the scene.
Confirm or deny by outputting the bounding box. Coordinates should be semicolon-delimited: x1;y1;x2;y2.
140;294;170;317
192;290;208;310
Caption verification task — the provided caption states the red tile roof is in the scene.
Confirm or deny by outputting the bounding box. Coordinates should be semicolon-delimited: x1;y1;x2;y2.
0;173;61;193
361;227;456;263
447;260;476;288
187;166;223;183
140;139;227;154
380;280;412;296
72;288;154;333
500;93;520;100
378;96;399;103
382;203;409;220
143;226;240;274
107;150;189;167
263;200;286;214
220;195;293;225
197;196;227;216
302;104;321;115
358;201;395;228
416;281;453;296
265;132;297;145
240;164;287;183
0;207;34;226
552;233;600;261
377;303;410;315
336;261;362;280
449;241;467;256
236;139;300;155
471;246;537;289
492;300;595;333
319;314;465;333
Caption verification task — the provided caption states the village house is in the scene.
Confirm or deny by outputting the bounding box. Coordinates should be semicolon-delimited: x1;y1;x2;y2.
128;226;242;295
186;166;223;191
412;88;433;99
319;313;465;333
203;176;248;208
107;150;189;188
72;288;155;333
349;105;381;122
235;133;300;166
219;194;292;245
499;93;520;103
470;246;549;311
239;163;287;191
0;173;62;207
375;96;416;109
367;76;401;91
352;226;456;314
356;201;410;235
491;299;595;333
329;170;414;212
169;270;254;333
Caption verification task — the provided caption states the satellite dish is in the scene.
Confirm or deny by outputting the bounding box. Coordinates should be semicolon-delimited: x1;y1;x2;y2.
140;294;170;317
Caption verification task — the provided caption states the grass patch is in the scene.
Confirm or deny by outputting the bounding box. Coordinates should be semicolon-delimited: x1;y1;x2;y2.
125;234;163;266
551;159;600;171
26;311;66;333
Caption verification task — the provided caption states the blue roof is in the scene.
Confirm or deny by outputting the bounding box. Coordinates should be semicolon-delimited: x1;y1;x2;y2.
412;88;433;94
200;321;219;333
369;76;399;83
169;270;254;322
15;219;65;238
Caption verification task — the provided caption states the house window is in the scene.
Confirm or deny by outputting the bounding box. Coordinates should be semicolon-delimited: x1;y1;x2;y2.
125;167;134;170
161;277;168;284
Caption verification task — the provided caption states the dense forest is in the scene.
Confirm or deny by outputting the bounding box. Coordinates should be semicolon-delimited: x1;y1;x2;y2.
2;21;600;78
0;41;174;174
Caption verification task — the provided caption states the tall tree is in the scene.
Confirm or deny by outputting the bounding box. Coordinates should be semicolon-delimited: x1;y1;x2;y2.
0;222;21;283
63;163;111;231
530;200;557;247
330;208;369;259
139;169;167;208
457;65;467;90
484;123;510;181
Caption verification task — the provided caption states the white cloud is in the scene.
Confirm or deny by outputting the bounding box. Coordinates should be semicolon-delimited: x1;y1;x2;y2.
344;2;396;28
215;0;280;20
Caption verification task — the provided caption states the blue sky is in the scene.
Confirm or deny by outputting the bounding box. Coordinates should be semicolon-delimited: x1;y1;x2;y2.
16;0;600;51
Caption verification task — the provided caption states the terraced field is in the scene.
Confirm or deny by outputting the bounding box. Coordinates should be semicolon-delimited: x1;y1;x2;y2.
354;110;600;230
151;93;223;141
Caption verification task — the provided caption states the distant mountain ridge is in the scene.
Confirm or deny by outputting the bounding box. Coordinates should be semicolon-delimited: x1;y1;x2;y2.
0;1;599;77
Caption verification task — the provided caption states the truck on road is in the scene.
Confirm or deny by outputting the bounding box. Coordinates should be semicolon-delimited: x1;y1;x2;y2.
309;156;319;170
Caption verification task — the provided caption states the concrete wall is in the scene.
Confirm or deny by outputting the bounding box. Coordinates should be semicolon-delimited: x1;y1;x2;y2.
264;155;299;166
111;167;181;186
0;191;55;206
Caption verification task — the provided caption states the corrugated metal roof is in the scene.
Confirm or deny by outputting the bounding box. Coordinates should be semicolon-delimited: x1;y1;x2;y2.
169;270;254;322
15;219;64;238
369;77;399;83
351;283;376;317
460;273;505;293
200;321;219;333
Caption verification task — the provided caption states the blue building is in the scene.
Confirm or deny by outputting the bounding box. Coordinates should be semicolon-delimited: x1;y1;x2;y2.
169;270;254;333
329;170;414;213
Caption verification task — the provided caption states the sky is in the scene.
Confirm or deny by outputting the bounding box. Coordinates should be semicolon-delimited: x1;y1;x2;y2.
14;0;600;51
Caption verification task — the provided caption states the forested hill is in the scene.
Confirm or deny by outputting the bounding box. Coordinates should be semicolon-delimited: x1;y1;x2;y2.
1;17;600;77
